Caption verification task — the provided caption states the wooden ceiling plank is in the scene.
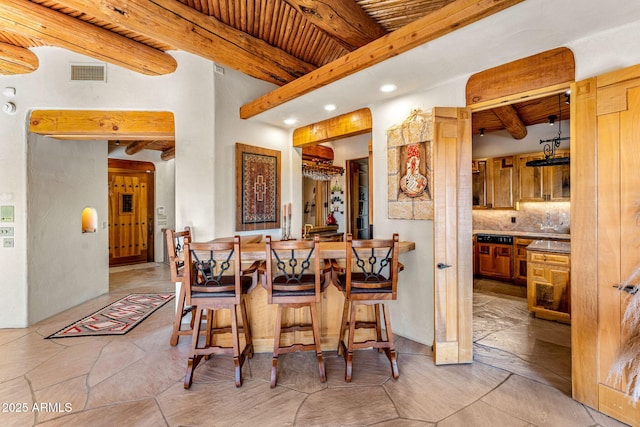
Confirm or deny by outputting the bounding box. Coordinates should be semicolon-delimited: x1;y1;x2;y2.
29;110;175;139
492;105;527;139
0;40;38;74
52;0;316;85
283;0;386;51
0;0;177;76
292;108;372;147
240;0;524;119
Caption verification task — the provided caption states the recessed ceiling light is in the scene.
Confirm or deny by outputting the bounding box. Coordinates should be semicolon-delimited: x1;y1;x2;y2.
324;104;336;111
283;118;297;126
379;83;397;93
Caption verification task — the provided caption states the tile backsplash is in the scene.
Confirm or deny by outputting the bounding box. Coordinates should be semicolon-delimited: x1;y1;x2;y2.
472;202;570;234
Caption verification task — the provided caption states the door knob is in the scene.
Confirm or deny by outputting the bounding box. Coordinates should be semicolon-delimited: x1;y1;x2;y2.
437;263;452;269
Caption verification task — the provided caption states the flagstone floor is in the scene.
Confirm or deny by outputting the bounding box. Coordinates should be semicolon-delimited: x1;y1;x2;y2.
0;265;628;426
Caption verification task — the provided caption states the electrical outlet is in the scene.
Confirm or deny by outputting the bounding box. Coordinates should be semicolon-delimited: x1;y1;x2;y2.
3;238;14;248
0;227;13;236
511;217;516;224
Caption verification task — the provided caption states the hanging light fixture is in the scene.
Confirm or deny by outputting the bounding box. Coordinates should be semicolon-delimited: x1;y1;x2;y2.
479;128;485;136
526;94;570;167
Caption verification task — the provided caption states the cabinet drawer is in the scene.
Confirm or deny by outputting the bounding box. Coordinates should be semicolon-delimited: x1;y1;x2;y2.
528;251;570;266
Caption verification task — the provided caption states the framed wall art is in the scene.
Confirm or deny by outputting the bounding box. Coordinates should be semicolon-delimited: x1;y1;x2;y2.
235;143;281;231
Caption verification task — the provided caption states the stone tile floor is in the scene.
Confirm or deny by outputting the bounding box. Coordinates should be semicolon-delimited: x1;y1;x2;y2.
0;266;628;426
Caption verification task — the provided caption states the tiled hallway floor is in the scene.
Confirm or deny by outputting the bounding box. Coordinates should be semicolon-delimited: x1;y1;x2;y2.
0;266;628;426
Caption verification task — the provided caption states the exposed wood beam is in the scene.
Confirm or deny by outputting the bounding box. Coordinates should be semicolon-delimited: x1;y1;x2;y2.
29;110;175;140
241;0;524;119
53;0;316;85
283;0;386;50
492;105;527;139
160;146;175;161
124;140;152;155
466;47;575;107
293;108;371;147
0;40;38;74
0;0;176;76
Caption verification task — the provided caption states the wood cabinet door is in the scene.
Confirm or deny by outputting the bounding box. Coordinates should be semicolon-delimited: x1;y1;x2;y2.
546;155;571;201
490;156;516;208
572;65;640;424
518;154;545;202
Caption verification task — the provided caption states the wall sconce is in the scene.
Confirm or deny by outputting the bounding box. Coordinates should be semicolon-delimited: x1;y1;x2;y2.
479;128;485;136
548;115;556;126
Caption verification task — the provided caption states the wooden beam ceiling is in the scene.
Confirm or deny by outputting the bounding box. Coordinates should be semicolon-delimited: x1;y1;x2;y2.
283;0;387;51
0;0;177;76
51;0;316;85
0;40;38;74
240;0;524;119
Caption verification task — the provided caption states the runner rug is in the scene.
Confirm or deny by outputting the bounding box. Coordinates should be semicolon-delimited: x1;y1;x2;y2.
46;293;174;339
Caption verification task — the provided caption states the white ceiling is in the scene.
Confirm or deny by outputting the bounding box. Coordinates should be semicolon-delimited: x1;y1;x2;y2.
248;0;640;129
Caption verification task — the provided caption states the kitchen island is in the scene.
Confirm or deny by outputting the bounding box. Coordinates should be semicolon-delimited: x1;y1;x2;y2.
526;240;571;323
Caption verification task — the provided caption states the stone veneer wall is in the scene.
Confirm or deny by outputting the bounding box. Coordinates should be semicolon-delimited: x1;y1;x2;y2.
472;202;570;235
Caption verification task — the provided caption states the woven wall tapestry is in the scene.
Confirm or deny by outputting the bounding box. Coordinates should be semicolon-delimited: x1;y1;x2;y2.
235;143;281;231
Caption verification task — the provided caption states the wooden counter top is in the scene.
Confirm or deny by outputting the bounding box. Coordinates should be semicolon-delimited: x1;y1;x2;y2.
237;240;415;261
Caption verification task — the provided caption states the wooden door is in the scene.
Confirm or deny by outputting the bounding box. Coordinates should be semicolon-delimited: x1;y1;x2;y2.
433;107;473;364
572;65;640;424
108;159;155;266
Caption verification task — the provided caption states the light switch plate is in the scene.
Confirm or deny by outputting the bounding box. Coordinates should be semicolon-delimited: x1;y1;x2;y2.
3;238;14;248
0;205;14;222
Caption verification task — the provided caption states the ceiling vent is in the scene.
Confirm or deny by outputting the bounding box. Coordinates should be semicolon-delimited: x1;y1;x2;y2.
70;63;107;82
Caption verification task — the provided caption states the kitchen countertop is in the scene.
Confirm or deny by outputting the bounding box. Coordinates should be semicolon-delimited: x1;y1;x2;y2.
473;229;570;240
526;239;571;254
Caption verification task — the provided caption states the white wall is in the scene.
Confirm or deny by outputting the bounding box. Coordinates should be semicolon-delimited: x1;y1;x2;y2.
0;48;217;327
212;67;289;241
27;135;108;323
366;79;467;345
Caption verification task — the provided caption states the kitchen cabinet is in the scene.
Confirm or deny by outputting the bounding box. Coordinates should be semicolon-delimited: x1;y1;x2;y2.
518;150;570;202
477;242;513;280
527;244;570;323
490;156;517;209
513;237;534;284
472;159;488;208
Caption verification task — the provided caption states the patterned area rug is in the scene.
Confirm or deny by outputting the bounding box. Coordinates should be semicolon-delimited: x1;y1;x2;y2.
46;293;174;339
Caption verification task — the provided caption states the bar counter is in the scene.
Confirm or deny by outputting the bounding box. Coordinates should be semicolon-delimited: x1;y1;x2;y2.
185;238;416;353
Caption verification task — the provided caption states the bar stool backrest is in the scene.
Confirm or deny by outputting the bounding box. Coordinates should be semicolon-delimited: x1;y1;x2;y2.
344;233;400;300
166;226;191;282
183;237;243;305
264;234;322;304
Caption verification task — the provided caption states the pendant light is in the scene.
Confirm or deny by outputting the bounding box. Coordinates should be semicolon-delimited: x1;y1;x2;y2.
526;93;570;167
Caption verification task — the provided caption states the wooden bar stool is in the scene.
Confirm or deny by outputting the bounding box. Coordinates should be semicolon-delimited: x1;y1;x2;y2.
166;227;201;346
183;236;257;388
333;233;402;382
263;234;329;388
